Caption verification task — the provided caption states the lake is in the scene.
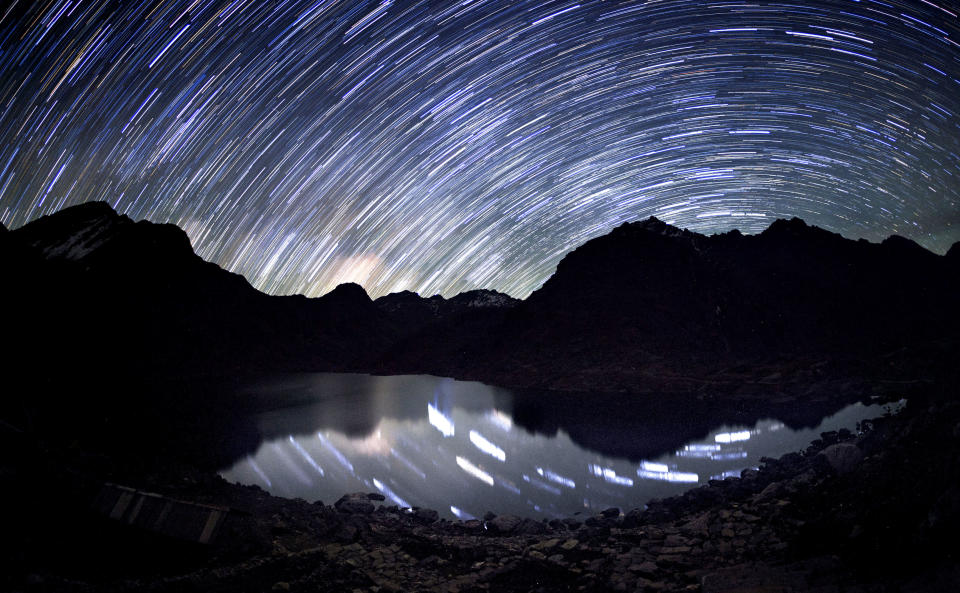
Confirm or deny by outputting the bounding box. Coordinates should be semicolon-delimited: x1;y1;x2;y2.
220;373;898;520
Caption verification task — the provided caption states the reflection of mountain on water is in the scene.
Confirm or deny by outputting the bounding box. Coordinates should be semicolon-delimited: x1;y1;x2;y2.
237;373;878;464
245;374;513;440
221;373;895;519
508;388;877;461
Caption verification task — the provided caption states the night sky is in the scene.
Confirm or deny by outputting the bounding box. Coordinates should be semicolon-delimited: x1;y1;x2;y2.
1;1;958;299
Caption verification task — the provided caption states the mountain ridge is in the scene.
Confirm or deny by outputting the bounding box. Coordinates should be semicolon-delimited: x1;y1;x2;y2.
10;202;955;303
4;200;958;468
375;210;959;394
4;201;958;398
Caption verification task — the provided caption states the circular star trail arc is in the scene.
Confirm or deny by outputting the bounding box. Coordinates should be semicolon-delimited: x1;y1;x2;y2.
1;0;958;299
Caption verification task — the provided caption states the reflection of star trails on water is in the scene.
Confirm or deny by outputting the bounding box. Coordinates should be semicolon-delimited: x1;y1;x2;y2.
220;376;902;519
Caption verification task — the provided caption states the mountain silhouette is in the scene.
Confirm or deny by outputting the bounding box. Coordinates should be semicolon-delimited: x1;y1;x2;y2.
376;216;959;393
2;203;392;459
3;202;958;461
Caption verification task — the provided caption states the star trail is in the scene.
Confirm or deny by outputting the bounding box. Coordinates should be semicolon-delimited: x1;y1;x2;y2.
1;0;958;298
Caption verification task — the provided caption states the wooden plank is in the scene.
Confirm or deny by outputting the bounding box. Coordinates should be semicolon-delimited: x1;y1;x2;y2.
91;483;231;544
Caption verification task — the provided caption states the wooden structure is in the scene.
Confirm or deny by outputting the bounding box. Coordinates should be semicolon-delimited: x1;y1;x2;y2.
91;483;230;544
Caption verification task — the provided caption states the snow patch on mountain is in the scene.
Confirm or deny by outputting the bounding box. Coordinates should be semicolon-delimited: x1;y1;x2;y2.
455;289;518;308
31;215;118;261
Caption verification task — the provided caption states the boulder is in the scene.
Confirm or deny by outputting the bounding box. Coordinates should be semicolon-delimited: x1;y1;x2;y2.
621;508;645;528
487;514;523;534
413;508;439;524
334;492;380;514
817;443;863;476
515;518;549;534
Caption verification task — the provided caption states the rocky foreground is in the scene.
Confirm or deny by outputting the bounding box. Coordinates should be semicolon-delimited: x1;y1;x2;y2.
6;390;959;593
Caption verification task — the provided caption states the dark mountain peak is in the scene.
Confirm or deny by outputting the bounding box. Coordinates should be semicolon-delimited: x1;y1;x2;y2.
37;200;122;230
610;216;701;242
374;290;445;329
12;200;127;261
375;290;455;311
374;290;424;306
529;217;705;307
322;282;372;305
11;200;196;266
947;241;960;261
762;216;809;236
715;228;743;239
635;215;669;231
376;288;517;320
881;234;930;257
759;217;853;248
586;215;703;250
132;219;195;251
448;289;518;309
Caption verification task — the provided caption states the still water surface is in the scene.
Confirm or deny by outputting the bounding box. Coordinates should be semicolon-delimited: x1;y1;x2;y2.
221;374;895;520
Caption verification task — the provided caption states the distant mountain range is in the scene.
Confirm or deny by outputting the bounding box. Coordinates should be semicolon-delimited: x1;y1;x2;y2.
3;202;958;456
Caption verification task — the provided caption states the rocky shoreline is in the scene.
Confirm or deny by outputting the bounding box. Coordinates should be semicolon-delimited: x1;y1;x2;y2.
6;388;958;593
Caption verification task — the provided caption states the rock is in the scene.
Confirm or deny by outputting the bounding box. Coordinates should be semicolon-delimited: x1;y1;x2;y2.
682;512;710;537
787;469;817;492
661;546;692;554
560;539;579;551
418;555;442;567
684;486;724;508
655;554;685;567
562;516;583;529
701;562;815;593
621;508;645;528
643;501;675;523
516;518;549;534
820;430;839;445
817;443;863;475
586;558;605;572
601;507;621;518
413;508;439;524
630;561;658;576
335;492;377;514
756;481;782;501
531;538;561;551
663;534;689;546
487;514;523;534
334;523;360;541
